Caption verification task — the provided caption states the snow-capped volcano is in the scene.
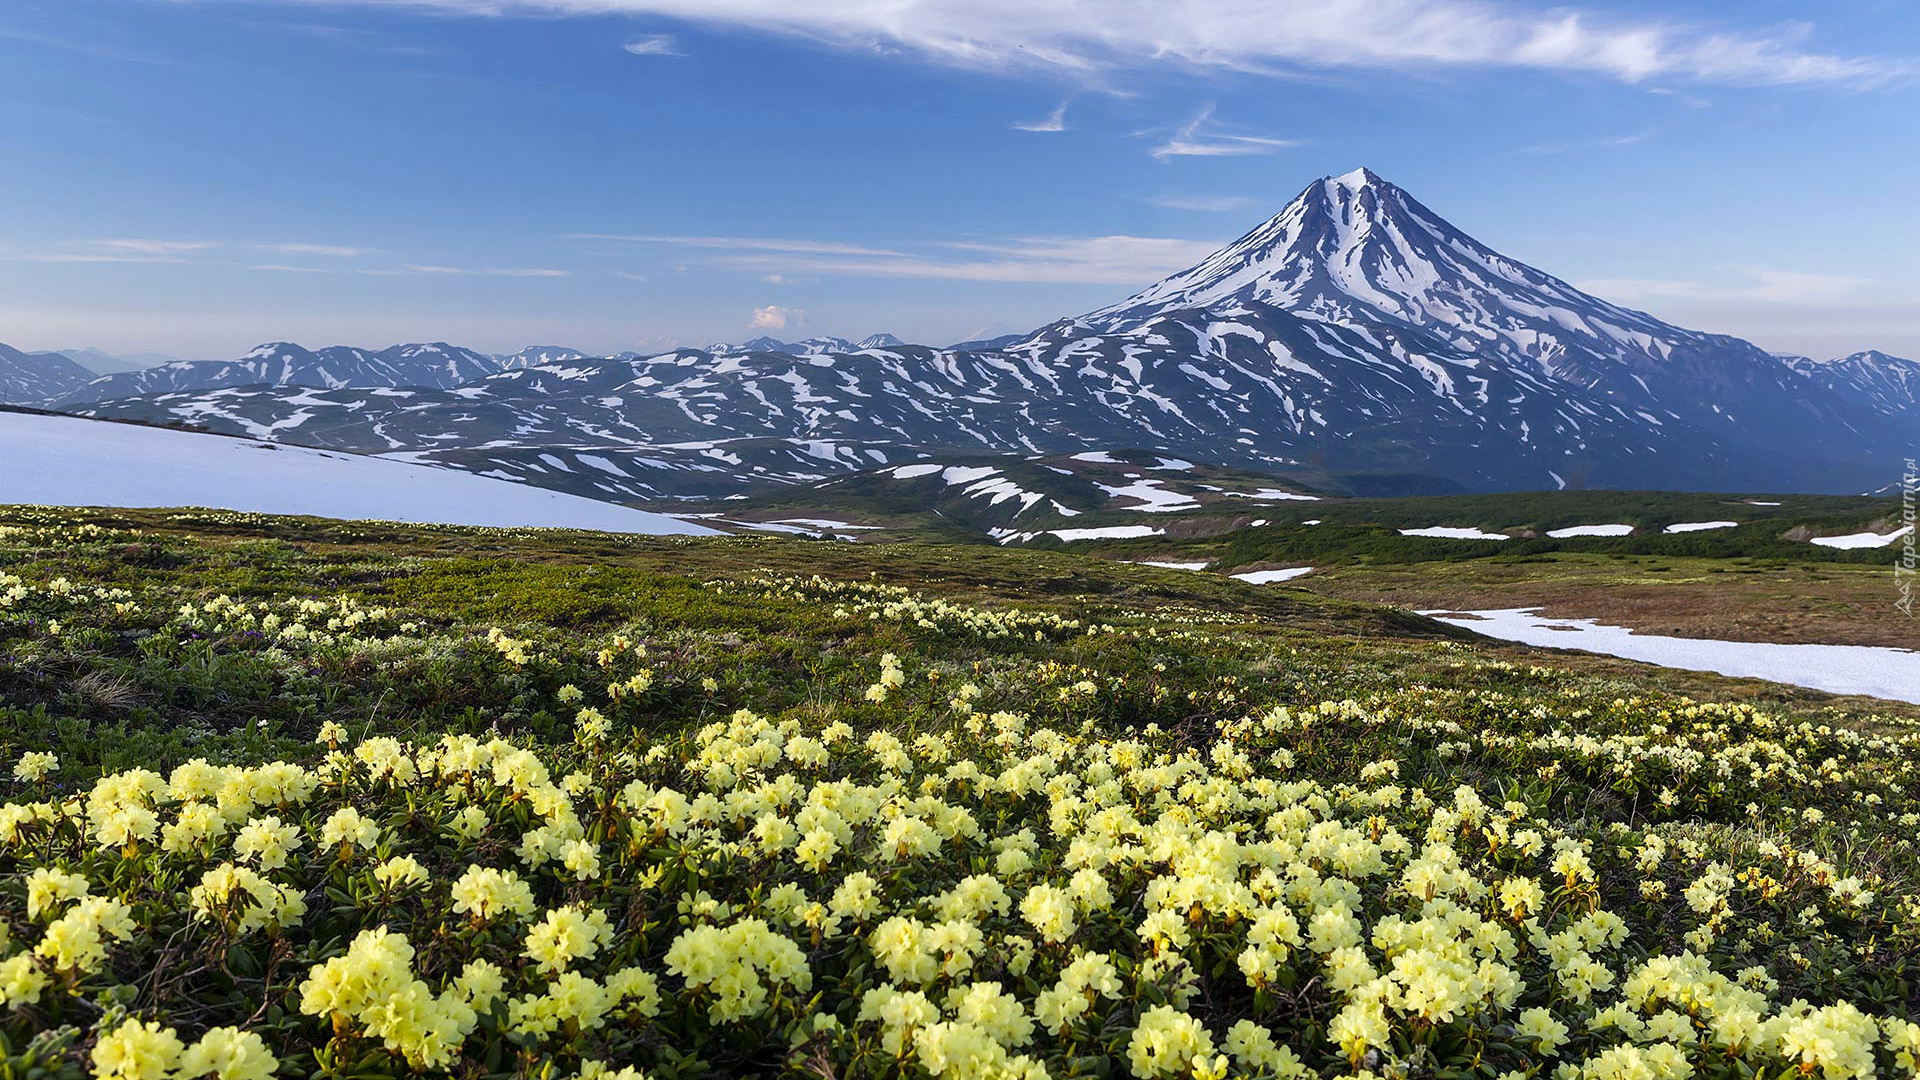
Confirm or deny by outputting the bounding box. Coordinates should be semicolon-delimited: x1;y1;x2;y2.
1076;167;1808;393
1005;167;1899;491
1086;168;1678;363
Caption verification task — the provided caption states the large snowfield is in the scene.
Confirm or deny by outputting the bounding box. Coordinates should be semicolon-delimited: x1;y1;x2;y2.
0;411;716;534
1425;607;1920;705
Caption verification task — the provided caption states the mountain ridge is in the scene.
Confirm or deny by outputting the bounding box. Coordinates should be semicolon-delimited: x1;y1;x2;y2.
28;168;1916;500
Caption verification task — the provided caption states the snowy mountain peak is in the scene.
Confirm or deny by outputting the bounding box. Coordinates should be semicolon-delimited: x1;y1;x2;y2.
1324;166;1385;195
244;342;311;362
1067;166;1731;387
1836;349;1912;366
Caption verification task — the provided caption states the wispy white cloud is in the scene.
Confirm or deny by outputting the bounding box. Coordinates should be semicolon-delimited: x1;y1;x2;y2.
625;232;1223;284
360;264;571;276
0;23;174;66
570;233;909;258
1575;266;1872;306
249;264;337;273
623;34;684;56
3;251;191;265
1502;127;1658;157
207;0;1913;88
1574;268;1915;357
1145;193;1258;212
1013;100;1069;132
24;238;372;262
1146;105;1299;160
94;239;219;255
267;242;369;257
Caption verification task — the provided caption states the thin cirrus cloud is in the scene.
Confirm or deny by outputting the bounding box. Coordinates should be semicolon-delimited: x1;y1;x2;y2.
622;34;684;56
1575;266;1872;306
1145;105;1299;160
268;242;370;257
596;232;1224;285
1013;101;1069;133
8;241;578;278
570;233;911;258
1145;194;1257;212
219;0;1913;88
95;239;219;255
1502;127;1659;157
358;264;570;276
27;239;370;261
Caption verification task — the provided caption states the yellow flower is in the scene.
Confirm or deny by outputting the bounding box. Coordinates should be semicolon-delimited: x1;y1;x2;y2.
1127;1006;1216;1079
0;953;49;1007
1499;876;1546;920
1018;884;1078;944
449;865;536;922
91;1019;183;1080
524;904;615;974
26;865;90;920
319;807;381;851
372;855;430;889
12;751;57;782
233;816;301;871
176;1027;278;1080
1516;1007;1570;1053
664;919;812;1022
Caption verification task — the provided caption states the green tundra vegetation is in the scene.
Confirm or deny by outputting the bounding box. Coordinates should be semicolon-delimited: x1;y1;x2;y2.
0;505;1914;1080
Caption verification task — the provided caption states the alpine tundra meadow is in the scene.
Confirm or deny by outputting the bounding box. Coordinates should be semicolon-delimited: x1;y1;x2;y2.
3;0;1918;1078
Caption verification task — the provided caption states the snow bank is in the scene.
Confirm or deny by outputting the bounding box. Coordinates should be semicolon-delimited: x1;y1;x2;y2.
1811;525;1913;550
1399;526;1510;541
1096;479;1202;513
1663;521;1737;533
1232;567;1314;584
1050;525;1163;542
1545;523;1633;538
1423;607;1920;705
0;412;715;535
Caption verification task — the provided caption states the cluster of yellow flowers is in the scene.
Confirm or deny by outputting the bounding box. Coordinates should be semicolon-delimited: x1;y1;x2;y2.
0;659;1911;1080
722;572;1111;641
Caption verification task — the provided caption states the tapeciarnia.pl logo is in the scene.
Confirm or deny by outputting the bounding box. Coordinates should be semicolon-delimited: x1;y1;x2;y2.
1898;458;1916;618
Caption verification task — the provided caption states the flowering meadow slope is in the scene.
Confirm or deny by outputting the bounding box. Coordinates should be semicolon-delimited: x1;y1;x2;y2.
0;507;1915;1079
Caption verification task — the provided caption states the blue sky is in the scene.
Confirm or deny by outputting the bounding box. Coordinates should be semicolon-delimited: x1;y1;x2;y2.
2;0;1915;359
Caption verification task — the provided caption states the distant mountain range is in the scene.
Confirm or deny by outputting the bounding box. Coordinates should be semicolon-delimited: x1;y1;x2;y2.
5;167;1915;500
46;346;186;374
1781;350;1920;423
0;343;93;403
708;333;911;355
53;341;499;405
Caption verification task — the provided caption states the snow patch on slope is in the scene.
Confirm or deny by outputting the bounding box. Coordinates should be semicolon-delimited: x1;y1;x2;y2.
0;412;715;534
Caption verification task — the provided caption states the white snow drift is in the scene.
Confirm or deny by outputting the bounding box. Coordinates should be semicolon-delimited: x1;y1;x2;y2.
1399;526;1510;541
1811;525;1913;549
1425;607;1920;705
1231;567;1315;584
0;412;715;534
1546;523;1633;538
